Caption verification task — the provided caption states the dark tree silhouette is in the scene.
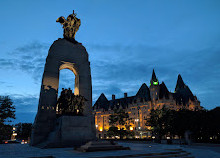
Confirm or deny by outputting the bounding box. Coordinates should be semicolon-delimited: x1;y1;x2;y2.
108;109;134;139
0;96;15;141
15;123;32;140
56;88;86;116
149;107;220;143
0;96;15;124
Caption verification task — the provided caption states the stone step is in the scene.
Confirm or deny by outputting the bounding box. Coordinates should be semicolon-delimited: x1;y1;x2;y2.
140;153;192;158
90;150;194;158
76;141;130;152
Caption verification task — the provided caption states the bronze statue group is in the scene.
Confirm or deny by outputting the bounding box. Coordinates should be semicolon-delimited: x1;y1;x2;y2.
56;10;81;43
56;88;87;117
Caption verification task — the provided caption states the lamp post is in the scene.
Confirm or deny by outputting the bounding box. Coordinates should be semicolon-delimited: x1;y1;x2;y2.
11;127;17;141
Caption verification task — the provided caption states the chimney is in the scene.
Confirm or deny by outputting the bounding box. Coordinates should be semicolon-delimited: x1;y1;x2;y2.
124;93;127;98
112;94;115;100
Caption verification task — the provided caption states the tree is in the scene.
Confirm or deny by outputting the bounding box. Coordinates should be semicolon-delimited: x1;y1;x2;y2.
16;123;32;140
0;96;15;124
149;107;170;140
149;106;220;143
0;124;13;141
0;96;15;141
107;109;132;139
109;109;129;128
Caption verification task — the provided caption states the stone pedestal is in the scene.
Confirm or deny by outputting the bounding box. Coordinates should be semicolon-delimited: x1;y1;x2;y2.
38;116;95;148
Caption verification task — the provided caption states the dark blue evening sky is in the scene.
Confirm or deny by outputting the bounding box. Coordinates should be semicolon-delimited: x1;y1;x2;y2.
0;0;220;123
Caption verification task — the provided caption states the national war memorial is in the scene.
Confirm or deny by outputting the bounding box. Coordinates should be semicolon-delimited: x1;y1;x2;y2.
31;11;96;148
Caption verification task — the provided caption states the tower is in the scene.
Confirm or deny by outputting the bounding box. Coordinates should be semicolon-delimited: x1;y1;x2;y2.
149;69;160;102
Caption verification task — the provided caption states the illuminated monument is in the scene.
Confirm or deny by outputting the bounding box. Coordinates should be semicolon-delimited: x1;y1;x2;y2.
31;11;96;148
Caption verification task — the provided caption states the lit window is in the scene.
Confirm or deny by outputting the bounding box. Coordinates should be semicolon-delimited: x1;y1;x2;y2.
99;127;103;131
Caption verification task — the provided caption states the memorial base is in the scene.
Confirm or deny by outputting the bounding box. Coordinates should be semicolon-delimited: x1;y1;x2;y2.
37;116;96;148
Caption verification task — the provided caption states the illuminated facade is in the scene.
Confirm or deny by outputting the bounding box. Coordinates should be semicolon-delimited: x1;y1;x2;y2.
93;70;202;139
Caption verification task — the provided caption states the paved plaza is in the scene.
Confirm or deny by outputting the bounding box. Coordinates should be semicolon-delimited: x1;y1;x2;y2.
0;142;220;158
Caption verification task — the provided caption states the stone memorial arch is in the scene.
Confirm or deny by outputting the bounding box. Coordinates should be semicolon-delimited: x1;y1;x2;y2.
31;11;96;148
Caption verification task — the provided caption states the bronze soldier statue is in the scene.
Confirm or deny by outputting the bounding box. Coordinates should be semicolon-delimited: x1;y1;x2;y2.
56;88;87;116
56;10;81;43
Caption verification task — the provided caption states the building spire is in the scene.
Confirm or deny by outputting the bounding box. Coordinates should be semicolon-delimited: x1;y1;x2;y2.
174;74;195;105
175;74;185;91
150;69;159;86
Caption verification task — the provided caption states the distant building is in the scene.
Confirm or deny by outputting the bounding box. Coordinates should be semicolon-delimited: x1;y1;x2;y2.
93;70;202;139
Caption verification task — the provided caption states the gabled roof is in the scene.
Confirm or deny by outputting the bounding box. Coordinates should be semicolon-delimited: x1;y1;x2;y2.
136;83;151;101
93;71;199;110
109;96;135;110
159;82;170;99
93;93;109;110
175;74;185;91
174;74;195;105
97;93;108;103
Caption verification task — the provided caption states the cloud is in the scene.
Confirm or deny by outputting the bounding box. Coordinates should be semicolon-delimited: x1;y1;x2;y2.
0;58;16;68
12;95;38;113
14;112;36;124
0;81;6;84
0;42;49;83
88;43;220;110
1;41;220;124
15;42;48;53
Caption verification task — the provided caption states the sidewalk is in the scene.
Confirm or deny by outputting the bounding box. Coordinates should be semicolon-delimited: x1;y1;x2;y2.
0;142;219;158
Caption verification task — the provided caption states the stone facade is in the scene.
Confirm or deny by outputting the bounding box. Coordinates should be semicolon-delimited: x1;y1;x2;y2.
93;70;202;139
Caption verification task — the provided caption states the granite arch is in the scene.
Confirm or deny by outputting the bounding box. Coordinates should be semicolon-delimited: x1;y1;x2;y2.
31;39;95;147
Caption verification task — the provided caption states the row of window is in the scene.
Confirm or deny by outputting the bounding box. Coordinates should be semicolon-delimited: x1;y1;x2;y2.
41;106;55;110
